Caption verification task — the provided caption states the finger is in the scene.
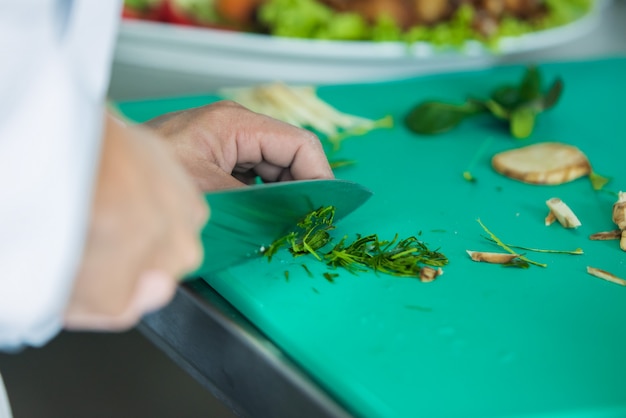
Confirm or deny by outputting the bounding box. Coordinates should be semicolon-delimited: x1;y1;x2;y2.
148;222;205;281
239;161;292;183
137;127;210;230
235;116;334;180
232;170;262;185
193;162;248;191
285;139;334;180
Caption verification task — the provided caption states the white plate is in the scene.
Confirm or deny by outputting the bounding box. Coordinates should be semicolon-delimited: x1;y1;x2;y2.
113;1;606;87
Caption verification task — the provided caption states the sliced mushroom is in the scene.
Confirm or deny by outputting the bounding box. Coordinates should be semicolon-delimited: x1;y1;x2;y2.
492;142;591;185
466;250;520;264
587;266;626;287
545;197;581;229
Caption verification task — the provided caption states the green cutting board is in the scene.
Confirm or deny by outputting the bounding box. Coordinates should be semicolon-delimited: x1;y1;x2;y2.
118;57;626;418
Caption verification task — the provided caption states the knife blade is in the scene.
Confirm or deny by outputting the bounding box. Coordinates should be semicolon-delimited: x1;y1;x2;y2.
191;179;373;277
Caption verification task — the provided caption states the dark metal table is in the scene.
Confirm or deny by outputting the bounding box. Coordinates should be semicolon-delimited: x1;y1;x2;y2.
139;279;353;418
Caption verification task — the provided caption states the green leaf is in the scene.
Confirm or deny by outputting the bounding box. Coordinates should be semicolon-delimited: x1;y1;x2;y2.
510;107;536;138
540;78;564;110
589;171;611;191
404;65;563;139
405;101;482;135
519;65;542;101
484;99;510;120
490;85;521;109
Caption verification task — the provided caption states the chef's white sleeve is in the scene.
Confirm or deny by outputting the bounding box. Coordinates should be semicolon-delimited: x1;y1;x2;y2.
0;0;122;351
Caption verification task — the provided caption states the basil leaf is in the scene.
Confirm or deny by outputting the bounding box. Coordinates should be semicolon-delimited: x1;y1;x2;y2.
540;78;564;110
519;65;541;102
405;101;480;135
484;99;510;120
510;107;536;138
491;85;521;109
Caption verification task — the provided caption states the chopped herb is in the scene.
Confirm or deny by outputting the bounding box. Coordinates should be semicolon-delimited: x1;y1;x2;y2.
263;206;448;279
463;136;495;182
327;115;393;151
329;159;357;170
463;171;476;182
502;259;531;269
476;218;547;267
263;206;335;261
301;264;314;277
483;237;583;255
323;272;339;283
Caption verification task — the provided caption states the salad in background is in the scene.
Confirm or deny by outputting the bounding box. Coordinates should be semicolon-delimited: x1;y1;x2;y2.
122;0;595;47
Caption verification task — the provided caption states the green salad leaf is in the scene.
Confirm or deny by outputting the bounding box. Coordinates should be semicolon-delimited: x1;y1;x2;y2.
257;0;593;46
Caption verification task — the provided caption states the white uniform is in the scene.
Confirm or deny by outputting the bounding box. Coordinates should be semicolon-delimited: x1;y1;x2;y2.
0;0;121;350
0;1;121;414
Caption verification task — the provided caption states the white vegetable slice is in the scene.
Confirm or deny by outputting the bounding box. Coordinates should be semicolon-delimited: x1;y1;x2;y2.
587;266;626;286
466;250;520;264
612;192;626;251
491;142;591;185
545;197;582;229
219;82;377;137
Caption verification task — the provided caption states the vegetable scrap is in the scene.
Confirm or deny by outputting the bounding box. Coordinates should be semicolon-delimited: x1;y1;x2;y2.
586;266;626;287
474;218;545;268
483;237;583;255
323;272;339;283
219;82;392;152
466;250;521;264
545;197;581;229
612;191;626;251
491;142;609;189
419;266;443;283
590;191;626;251
262;206;448;280
301;264;314;277
462;136;495;182
329;159;357;170
405;66;562;138
589;230;622;241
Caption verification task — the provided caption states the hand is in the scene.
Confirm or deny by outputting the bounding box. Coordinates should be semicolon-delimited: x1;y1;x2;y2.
63;114;208;331
145;100;334;191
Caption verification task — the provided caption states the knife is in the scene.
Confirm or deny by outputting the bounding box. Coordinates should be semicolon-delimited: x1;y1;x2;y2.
190;179;373;277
